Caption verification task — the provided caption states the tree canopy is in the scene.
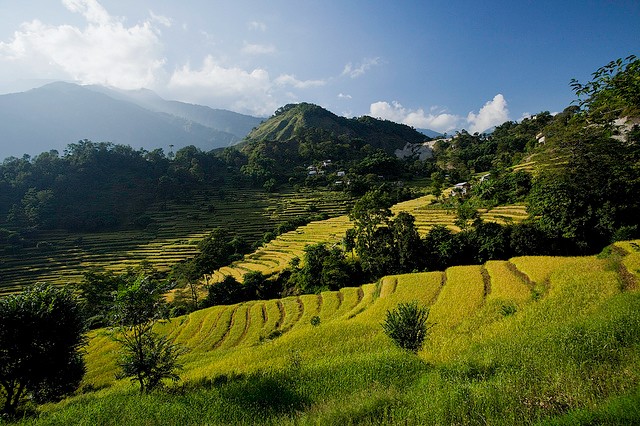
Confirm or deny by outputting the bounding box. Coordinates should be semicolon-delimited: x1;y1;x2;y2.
0;285;86;416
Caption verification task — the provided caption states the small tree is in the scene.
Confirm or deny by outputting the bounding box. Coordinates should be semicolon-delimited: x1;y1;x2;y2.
110;275;185;393
204;275;245;307
382;301;435;353
0;285;86;416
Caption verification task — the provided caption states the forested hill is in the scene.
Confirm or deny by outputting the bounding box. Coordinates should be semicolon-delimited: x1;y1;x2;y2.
244;102;427;151
238;102;431;184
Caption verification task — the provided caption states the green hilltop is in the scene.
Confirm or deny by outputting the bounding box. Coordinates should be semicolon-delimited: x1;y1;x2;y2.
237;102;430;185
243;102;427;152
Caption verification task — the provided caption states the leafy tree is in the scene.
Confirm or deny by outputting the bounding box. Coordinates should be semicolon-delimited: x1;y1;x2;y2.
194;228;244;274
349;189;393;276
423;225;459;271
78;270;127;328
470;221;510;263
116;333;184;394
289;243;352;293
172;228;246;285
382;301;435;353
244;271;281;300
475;170;532;206
528;125;640;252
204;276;246;307
392;212;424;272
454;200;480;230
508;221;550;256
19;188;55;229
0;285;86;416
349;189;393;250
361;226;396;278
78;264;165;328
110;275;185;393
343;228;357;259
571;55;640;122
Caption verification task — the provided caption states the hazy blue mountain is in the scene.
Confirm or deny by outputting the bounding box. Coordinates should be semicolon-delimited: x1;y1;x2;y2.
416;128;443;138
0;82;263;160
85;85;263;138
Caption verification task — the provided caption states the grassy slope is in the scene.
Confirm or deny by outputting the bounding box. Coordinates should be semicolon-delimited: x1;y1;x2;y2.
21;240;640;425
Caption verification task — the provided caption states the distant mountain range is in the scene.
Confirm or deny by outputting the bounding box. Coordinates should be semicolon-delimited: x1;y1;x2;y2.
0;82;264;160
416;128;443;138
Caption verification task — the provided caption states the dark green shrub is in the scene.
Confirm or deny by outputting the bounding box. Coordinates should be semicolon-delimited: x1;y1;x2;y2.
381;301;434;353
310;316;321;326
500;302;517;317
0;285;86;416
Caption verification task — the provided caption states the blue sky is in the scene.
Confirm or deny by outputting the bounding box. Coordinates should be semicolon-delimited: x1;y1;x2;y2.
0;0;638;133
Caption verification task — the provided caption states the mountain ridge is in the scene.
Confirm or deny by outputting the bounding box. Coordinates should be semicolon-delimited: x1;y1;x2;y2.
0;82;263;160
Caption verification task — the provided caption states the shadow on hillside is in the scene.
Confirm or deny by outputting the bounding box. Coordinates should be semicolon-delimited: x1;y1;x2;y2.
174;370;309;418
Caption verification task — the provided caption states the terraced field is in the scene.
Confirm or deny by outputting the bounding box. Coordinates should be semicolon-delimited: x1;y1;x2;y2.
1;186;528;294
0;188;353;294
207;195;528;284
83;240;640;391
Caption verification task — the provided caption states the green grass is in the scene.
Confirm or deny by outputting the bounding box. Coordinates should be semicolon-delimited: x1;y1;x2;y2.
13;243;640;425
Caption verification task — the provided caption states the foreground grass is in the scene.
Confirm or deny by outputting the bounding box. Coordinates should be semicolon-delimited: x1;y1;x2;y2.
10;241;640;425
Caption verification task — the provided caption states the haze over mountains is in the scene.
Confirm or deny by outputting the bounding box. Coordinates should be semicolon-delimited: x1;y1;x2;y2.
0;82;264;161
0;83;442;162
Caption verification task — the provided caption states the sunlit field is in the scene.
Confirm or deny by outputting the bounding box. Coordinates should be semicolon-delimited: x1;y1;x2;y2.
21;240;640;425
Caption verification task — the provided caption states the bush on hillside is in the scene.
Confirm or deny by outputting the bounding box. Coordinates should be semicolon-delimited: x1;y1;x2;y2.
382;301;435;353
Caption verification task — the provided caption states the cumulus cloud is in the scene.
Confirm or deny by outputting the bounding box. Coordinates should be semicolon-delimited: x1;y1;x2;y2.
467;94;509;133
241;42;276;55
369;101;460;133
338;93;352;99
0;0;166;89
168;55;275;114
63;0;110;25
342;57;381;78
167;56;326;115
370;95;511;134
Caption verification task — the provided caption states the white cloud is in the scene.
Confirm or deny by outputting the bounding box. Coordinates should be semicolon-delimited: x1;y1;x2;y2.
369;101;460;132
369;95;511;133
62;0;110;25
149;11;172;28
167;56;326;115
518;112;532;122
275;74;325;89
0;0;166;89
168;55;275;114
467;94;509;133
241;42;276;55
342;57;381;78
338;93;352;99
248;21;267;31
